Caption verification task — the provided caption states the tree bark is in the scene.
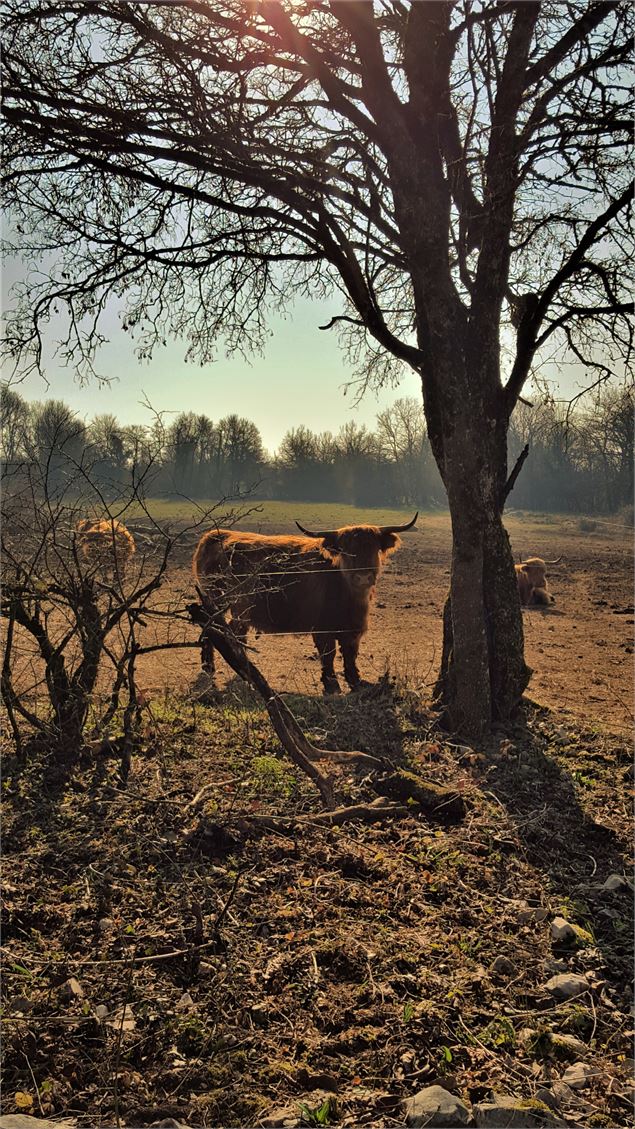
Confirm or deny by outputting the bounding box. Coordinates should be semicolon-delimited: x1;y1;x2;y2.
433;414;531;736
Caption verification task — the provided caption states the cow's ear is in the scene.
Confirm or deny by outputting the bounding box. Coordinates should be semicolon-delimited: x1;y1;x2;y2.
379;531;400;554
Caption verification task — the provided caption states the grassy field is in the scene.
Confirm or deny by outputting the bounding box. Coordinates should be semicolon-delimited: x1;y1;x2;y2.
125;497;426;529
125;496;632;540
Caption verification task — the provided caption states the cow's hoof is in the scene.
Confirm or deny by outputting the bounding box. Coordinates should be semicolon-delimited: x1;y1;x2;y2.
348;679;373;693
192;671;220;703
322;679;342;696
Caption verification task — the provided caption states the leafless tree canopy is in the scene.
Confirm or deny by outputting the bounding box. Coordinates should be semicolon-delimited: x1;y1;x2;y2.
2;1;631;389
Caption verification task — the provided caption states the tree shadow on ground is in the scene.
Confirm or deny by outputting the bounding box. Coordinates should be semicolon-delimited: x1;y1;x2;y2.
474;702;633;1000
216;671;413;765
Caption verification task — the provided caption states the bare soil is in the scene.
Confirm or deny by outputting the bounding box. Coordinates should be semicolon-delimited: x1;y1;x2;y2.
2;510;633;1128
136;512;634;737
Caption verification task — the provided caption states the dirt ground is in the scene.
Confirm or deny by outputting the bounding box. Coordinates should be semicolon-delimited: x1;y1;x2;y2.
3;511;633;1128
134;512;634;738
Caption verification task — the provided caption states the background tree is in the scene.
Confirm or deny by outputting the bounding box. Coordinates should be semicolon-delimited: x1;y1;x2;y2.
213;414;266;498
0;383;30;463
580;388;634;515
276;425;323;501
29;399;88;496
167;411;200;496
376;396;441;506
87;412;129;491
3;0;632;734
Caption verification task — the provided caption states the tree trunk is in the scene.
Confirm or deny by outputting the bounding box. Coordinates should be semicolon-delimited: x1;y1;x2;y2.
433;415;531;738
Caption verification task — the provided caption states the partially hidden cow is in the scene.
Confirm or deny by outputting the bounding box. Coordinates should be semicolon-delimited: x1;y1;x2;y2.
192;514;418;694
75;518;136;576
515;556;561;607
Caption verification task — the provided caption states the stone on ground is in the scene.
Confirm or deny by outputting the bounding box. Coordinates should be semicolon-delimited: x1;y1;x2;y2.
561;1062;593;1090
404;1085;470;1127
473;1095;569;1126
544;972;591;999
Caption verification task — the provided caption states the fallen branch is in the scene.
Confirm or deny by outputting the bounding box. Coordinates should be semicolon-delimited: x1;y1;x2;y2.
188;601;339;809
187;602;465;828
239;796;410;829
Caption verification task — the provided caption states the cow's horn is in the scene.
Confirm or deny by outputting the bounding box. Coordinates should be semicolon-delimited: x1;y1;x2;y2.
544;556;562;565
295;521;336;538
380;512;418;534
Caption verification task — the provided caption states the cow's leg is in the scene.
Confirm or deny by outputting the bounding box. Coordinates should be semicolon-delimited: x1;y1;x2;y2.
201;626;216;677
532;587;555;607
340;633;367;690
313;633;341;695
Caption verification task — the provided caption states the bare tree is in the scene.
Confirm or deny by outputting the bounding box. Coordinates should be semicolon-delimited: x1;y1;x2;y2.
376;396;438;506
2;1;632;735
0;383;31;462
0;421;230;766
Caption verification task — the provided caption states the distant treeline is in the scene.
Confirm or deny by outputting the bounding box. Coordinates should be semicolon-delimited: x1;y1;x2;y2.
1;384;633;516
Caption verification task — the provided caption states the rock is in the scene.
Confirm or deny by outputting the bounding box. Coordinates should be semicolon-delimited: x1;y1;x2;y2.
561;1062;593;1090
551;917;574;943
535;1088;559;1111
550;1032;588;1059
0;1119;76;1129
544;958;568;974
60;977;84;1003
98;917;113;932
491;955;516;977
550;917;593;947
544;973;591;999
517;903;549;925
260;1108;301;1128
520;1028;588;1061
473;1096;567;1126
600;873;632;894
549;1081;573;1106
404;1085;470;1127
94;1004;109;1021
104;1004;135;1031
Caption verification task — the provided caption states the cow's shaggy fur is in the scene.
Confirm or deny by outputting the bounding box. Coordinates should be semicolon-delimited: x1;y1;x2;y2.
192;523;412;694
75;518;136;574
515;557;555;606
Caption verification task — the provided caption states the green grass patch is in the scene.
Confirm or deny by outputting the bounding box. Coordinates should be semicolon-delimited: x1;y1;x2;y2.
126;497;430;528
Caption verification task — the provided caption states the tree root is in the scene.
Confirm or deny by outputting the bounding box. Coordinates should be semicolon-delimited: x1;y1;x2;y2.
374;770;466;821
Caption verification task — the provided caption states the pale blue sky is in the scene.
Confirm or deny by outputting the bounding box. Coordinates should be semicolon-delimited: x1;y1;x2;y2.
2;257;586;454
3;279;425;453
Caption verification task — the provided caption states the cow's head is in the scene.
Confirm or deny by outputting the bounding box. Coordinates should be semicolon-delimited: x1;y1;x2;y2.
295;514;417;594
518;557;548;590
519;555;561;588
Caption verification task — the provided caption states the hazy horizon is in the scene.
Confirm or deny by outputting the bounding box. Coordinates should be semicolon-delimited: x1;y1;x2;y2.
3;268;594;453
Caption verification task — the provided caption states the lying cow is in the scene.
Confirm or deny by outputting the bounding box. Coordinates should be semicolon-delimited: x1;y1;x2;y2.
75;518;136;575
192;514;418;694
515;556;561;606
